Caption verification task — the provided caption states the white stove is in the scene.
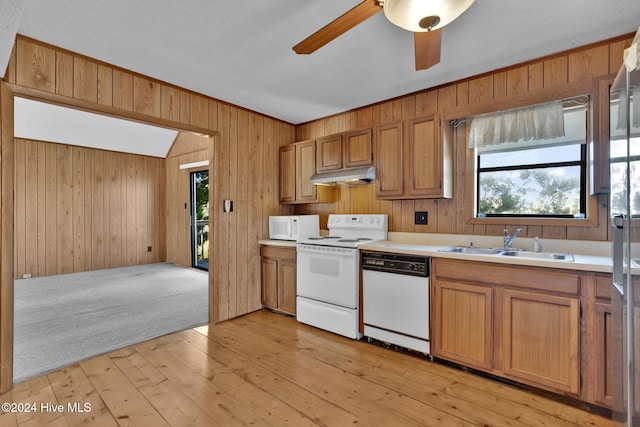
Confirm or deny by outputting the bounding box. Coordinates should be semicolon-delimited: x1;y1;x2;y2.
298;214;388;248
296;214;388;339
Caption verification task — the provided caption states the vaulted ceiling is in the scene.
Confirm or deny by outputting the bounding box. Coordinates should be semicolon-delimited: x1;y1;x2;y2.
2;1;640;125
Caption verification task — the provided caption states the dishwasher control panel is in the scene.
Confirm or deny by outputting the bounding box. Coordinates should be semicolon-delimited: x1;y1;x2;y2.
361;251;430;277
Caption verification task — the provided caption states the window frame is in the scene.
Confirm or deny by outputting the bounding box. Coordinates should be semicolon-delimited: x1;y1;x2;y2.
463;101;599;228
475;143;588;218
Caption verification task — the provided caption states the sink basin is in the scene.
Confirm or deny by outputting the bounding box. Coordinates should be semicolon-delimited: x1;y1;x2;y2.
501;251;574;261
438;246;575;262
438;246;503;255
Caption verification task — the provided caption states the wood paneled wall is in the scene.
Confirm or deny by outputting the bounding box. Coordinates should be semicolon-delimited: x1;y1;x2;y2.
2;35;295;328
13;138;166;279
295;35;634;242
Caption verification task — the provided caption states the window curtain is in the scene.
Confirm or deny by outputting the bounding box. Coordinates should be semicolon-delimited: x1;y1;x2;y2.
468;100;565;149
616;92;640;131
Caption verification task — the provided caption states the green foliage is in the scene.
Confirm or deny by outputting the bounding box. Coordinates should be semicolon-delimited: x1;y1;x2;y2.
611;162;640;216
522;170;579;214
194;171;209;221
478;175;526;214
479;169;580;215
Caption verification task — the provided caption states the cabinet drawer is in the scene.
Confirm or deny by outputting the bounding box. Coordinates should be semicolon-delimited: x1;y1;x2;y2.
595;274;612;300
260;245;296;261
433;258;580;295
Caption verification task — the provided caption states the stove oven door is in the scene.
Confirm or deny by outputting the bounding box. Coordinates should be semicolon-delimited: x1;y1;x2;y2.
296;244;358;308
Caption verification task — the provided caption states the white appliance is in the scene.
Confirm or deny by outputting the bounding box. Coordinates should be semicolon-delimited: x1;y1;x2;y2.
610;28;640;427
296;214;388;339
362;251;431;354
268;215;319;241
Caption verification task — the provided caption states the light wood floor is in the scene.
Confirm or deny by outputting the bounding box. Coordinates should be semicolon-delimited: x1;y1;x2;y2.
0;309;612;426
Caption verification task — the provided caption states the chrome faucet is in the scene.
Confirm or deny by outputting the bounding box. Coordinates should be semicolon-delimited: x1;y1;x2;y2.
503;228;522;249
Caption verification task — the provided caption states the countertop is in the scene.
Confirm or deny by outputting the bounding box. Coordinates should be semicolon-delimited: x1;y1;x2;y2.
359;240;613;273
259;239;297;248
259;234;619;273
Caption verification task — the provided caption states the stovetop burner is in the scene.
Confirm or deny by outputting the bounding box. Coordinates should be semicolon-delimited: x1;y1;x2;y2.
297;214;388;248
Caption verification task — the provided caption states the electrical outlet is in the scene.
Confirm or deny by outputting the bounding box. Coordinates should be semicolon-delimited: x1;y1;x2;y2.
414;211;428;225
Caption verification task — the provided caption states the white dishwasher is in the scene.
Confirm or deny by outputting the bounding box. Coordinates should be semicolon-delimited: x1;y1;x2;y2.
362;251;431;354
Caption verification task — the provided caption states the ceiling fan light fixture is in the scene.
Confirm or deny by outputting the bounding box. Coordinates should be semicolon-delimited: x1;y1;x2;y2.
383;0;475;32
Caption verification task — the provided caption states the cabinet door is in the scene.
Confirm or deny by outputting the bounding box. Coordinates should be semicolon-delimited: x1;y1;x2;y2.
432;279;493;370
594;301;613;406
344;129;372;168
261;258;278;309
500;288;580;395
374;122;404;198
278;259;297;315
317;134;343;172
407;115;441;197
279;145;296;203
295;140;317;202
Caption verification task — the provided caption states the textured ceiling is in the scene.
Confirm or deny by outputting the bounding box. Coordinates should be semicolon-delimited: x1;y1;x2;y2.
2;1;640;125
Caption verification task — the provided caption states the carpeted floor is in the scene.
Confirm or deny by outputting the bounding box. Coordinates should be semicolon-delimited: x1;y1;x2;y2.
13;262;208;383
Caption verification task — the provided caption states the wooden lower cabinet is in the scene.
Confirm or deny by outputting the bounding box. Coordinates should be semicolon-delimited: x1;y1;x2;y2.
594;300;614;406
432;280;493;370
260;246;297;315
498;288;580;395
432;258;582;397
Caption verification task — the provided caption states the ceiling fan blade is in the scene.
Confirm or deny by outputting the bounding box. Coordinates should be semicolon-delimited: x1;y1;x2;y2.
293;0;382;54
414;29;442;71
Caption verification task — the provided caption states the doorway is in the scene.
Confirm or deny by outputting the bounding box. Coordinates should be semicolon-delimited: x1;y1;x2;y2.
191;170;209;270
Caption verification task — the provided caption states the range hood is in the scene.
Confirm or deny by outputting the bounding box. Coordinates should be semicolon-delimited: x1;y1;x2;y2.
309;166;375;185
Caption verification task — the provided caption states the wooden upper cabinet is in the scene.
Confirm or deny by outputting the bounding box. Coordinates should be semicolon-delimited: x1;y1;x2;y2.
316;128;373;173
316;134;343;172
375;114;452;200
279;140;334;204
344;129;373;168
374;122;404;198
296;140;318;202
279;145;296;203
409;115;444;197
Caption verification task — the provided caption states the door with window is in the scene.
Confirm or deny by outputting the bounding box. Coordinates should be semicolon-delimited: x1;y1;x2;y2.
191;170;209;270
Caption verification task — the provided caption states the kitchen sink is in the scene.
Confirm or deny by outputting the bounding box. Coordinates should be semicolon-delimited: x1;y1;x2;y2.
501;250;575;261
438;246;503;255
438;246;575;262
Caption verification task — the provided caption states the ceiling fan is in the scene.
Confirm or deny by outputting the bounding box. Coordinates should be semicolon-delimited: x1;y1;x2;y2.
293;0;475;71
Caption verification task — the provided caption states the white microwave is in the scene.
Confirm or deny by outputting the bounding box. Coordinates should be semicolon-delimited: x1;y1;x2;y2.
269;215;319;241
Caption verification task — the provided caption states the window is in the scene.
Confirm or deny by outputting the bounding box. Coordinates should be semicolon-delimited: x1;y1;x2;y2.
191;170;209;270
609;93;640;217
473;104;589;219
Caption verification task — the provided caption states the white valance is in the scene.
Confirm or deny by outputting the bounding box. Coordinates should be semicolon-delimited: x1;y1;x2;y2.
468;101;565;149
616;92;640;131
